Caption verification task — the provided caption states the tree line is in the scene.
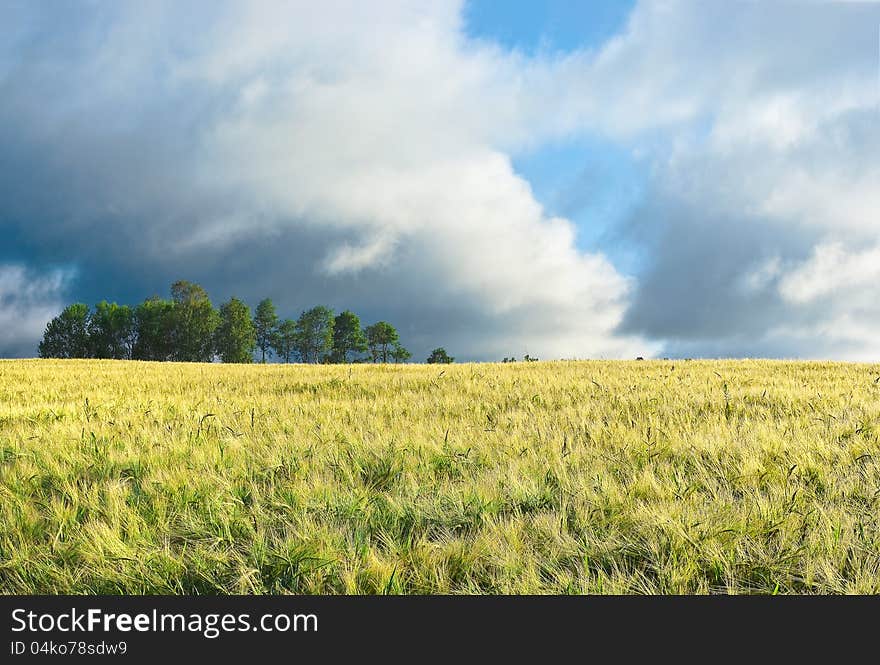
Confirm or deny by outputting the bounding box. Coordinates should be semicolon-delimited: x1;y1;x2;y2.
38;280;455;364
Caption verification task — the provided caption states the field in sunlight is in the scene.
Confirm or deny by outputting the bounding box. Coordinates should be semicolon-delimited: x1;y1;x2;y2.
1;358;879;594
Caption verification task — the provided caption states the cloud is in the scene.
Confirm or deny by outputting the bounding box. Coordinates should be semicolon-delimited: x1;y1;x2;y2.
779;243;880;305
0;265;72;357
594;0;880;359
1;0;878;360
766;242;880;360
0;0;649;360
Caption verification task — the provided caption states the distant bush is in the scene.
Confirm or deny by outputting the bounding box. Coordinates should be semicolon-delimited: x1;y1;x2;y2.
427;347;454;364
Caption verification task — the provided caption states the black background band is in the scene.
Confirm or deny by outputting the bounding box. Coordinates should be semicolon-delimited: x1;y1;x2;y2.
2;595;877;661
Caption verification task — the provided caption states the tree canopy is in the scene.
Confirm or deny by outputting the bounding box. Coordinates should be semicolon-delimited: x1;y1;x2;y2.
132;297;175;361
272;319;297;363
391;343;412;363
365;321;399;363
294;306;335;364
88;301;135;359
427;347;454;364
37;280;438;365
331;310;367;362
253;298;278;363
215;297;256;363
38;303;90;359
170;280;219;362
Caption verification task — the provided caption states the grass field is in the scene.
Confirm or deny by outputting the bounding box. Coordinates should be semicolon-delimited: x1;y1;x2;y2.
1;359;879;594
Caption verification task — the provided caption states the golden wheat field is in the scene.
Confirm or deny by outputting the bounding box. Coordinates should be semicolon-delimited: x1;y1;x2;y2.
1;358;879;594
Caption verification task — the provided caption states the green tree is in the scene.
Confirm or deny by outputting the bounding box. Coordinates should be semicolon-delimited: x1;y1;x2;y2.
331;310;367;362
365;321;399;363
214;297;256;363
272;318;298;363
427;347;454;364
253;298;278;363
294;306;335;363
132;297;175;361
170;280;219;362
38;303;91;358
88;301;135;359
391;342;411;364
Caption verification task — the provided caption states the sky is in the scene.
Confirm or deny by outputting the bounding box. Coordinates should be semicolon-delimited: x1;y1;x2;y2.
1;0;879;361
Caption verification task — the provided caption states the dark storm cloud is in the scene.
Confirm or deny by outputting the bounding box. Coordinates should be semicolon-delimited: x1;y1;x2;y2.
618;195;817;341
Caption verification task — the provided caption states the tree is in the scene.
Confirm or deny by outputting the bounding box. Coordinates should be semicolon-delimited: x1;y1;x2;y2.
132;297;175;361
170;280;219;362
331;310;367;362
391;343;411;364
253;298;278;363
427;347;454;364
88;301;135;359
272;319;298;363
214;297;256;363
294;306;334;363
38;304;91;358
365;321;399;363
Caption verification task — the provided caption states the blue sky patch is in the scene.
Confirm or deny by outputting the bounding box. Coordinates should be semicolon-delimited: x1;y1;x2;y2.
464;0;635;55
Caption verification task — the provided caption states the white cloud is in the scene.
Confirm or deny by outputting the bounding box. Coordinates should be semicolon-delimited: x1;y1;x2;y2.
779;243;880;304
739;256;782;295
0;265;72;356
